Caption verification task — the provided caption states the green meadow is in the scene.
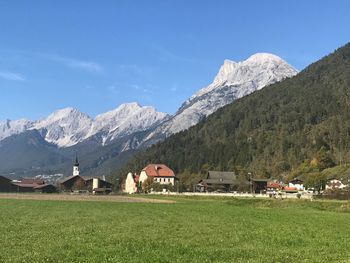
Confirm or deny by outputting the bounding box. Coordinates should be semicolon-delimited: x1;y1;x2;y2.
0;196;350;263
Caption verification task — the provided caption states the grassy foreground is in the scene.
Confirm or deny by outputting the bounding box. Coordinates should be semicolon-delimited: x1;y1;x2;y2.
0;196;349;263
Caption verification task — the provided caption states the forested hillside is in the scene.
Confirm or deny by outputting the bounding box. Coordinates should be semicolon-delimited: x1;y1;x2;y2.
116;43;350;180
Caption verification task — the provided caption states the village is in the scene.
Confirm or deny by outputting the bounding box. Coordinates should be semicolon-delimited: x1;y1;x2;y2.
1;156;349;200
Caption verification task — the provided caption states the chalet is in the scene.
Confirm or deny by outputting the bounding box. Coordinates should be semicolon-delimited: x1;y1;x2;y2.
0;176;56;193
12;178;57;193
288;178;304;191
139;164;176;185
326;178;348;190
199;171;238;192
124;172;139;194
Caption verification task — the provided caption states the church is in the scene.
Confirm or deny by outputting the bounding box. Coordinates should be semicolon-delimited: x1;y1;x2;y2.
59;155;113;194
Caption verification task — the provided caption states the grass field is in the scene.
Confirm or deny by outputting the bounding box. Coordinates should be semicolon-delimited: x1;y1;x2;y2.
0;195;350;263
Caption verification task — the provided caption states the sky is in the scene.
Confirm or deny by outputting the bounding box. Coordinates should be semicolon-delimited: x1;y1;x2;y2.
0;0;349;120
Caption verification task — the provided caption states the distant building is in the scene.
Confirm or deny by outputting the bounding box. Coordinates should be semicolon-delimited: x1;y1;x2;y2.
288;179;304;191
0;175;15;192
199;171;238;192
58;156;113;194
139;164;176;185
0;176;56;193
124;172;139;194
326;179;348;190
251;178;269;194
73;155;80;176
59;175;113;194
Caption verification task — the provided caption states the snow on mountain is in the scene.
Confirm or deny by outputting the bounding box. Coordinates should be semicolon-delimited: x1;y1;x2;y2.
146;53;298;137
32;108;94;147
89;102;169;145
0;119;33;141
0;103;168;148
0;52;297;150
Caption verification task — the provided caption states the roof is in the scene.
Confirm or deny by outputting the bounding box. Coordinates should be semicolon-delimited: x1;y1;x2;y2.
290;178;304;184
202;171;238;185
142;164;175;177
20;178;45;185
33;184;56;189
207;171;236;180
267;182;282;188
12;183;37;188
0;175;11;182
59;175;82;184
252;178;269;182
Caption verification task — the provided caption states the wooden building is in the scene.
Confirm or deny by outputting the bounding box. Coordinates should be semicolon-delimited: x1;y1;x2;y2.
252;178;269;194
0;175;15;192
59;175;113;194
0;176;56;193
199;171;239;192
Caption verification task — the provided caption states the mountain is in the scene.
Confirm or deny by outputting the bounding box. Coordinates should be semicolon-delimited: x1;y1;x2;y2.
0;103;168;178
0;53;296;179
142;53;297;144
117;43;350;179
0;119;33;141
0;103;168;148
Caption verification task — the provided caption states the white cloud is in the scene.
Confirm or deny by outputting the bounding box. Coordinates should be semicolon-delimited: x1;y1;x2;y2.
0;71;25;81
45;54;103;73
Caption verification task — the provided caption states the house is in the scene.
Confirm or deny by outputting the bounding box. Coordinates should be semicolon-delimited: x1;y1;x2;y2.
2;177;57;193
267;182;283;193
288;178;304;191
0;175;15;192
58;175;113;194
124;172;139;194
326;178;348;190
139;164;176;185
199;171;238;192
85;176;113;194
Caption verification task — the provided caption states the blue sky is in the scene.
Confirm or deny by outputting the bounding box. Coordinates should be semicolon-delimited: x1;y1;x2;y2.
0;0;349;120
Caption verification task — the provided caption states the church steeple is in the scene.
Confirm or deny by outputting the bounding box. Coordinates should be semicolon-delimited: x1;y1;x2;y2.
74;154;79;167
73;153;80;176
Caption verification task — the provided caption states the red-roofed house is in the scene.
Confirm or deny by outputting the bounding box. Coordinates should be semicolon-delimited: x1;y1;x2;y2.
139;164;176;185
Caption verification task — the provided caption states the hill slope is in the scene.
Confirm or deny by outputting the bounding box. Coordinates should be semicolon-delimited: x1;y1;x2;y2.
118;43;350;178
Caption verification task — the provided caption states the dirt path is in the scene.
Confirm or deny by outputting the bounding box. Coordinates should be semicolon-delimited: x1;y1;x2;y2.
0;193;175;203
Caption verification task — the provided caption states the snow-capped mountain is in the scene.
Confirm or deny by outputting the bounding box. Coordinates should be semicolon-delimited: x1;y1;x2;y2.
0;103;168;148
89;102;168;145
0;52;298;178
32;108;93;147
145;53;298;139
0;119;33;141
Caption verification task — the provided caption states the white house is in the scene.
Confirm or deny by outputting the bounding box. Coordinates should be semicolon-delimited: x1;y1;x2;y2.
139;164;176;185
124;172;139;194
326;179;348;190
288;179;304;191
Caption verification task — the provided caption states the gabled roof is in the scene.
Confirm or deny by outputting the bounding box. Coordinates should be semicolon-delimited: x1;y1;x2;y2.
59;175;82;184
203;171;237;185
0;175;11;182
20;178;45;185
289;178;304;184
142;164;175;177
207;171;236;180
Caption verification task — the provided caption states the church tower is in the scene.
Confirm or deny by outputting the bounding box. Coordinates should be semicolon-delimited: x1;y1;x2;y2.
73;154;80;176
